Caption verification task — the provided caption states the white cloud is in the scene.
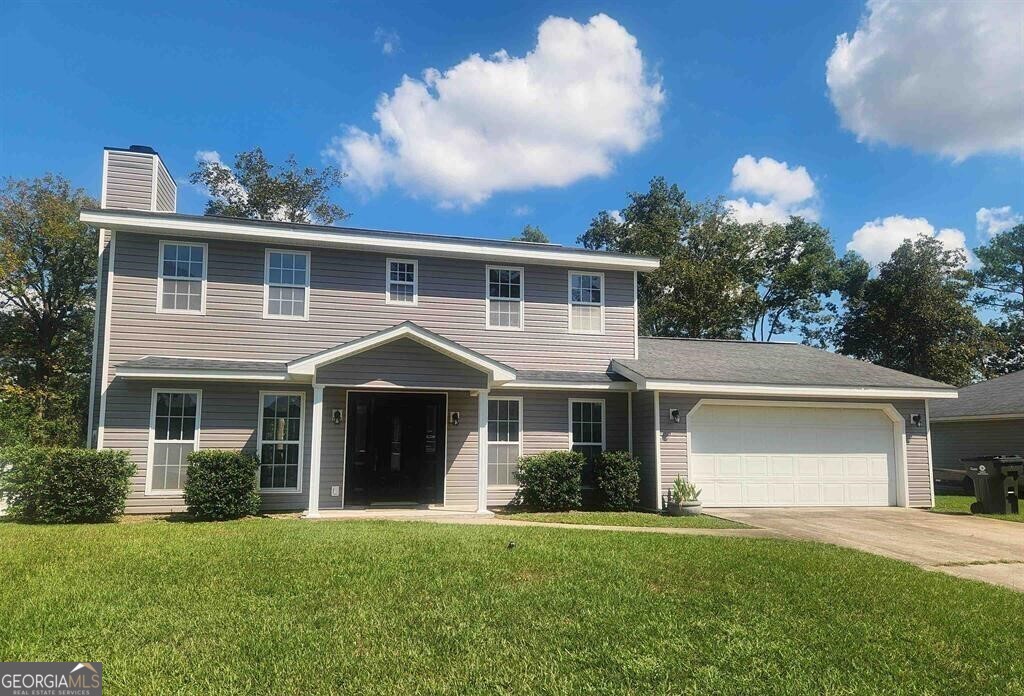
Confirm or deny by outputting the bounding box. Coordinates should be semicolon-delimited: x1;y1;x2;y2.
374;27;400;56
847;215;971;267
607;209;624;224
325;14;664;208
511;204;533;216
976;206;1022;237
826;0;1024;160
195;150;222;165
724;155;819;224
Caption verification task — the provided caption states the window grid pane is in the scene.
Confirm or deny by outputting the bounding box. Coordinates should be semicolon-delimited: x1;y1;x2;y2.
259;394;302;489
388;261;416;303
266;252;309;317
570;304;602;332
152;392;198;492
487;399;521;486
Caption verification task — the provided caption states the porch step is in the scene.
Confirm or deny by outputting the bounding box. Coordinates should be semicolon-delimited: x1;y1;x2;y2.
367;501;424;510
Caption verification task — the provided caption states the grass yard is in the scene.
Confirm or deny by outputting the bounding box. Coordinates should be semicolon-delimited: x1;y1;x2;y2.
497;510;747;529
2;519;1022;695
932;493;1024;523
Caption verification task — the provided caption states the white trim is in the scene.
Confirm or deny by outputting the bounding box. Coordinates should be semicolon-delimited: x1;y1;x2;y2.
100;149;109;208
485;396;523;490
929;413;1024;422
609;362;958;400
683;398;910;508
156;240;208;315
485;265;525;331
257;390;306;494
633;271;639;360
288;322;516;383
653;391;662;508
263;248;311;321
477;389;489;512
307;385;324;517
79;209;661;271
96;231;116;448
385;257;419;306
145;388;202;496
117;368;291;381
627;391;633;455
500;380;634;391
567;270;605;335
86;229;106;448
150;155;159;210
925;400;935;508
568;397;606;453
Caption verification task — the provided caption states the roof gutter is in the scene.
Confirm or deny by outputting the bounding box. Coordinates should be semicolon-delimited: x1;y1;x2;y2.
80;209;660;272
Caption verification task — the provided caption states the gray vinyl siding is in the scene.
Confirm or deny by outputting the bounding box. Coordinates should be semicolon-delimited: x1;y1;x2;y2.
103;232;635;374
319;388;347;509
630;390;658;509
103;151;155;211
154;159;176;212
651;394;933;508
931;418;1024;477
316;338;487;389
444;390;479;509
485;390;630;506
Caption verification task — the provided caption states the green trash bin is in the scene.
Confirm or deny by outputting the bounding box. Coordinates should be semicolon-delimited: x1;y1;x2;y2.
963;456;1022;514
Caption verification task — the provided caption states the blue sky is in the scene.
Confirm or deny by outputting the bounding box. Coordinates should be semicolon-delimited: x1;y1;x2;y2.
2;0;1021;263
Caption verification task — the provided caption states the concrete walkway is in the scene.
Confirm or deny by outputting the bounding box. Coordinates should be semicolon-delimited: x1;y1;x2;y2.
712;507;1024;592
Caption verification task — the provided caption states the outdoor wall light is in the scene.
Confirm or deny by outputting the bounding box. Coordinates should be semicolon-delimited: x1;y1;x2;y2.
332;409;344;425
910;413;923;427
450;411;461;426
669;408;681;423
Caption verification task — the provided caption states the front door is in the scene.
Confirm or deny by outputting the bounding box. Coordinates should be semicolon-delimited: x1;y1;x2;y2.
345;393;446;505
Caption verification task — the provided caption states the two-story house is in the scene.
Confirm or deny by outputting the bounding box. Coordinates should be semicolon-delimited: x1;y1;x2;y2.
83;146;957;516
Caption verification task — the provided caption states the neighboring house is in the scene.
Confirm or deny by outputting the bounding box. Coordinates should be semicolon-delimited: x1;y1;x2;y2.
83;145;958;515
930;370;1024;488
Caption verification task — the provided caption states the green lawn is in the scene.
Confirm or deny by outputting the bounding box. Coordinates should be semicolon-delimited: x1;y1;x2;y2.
932;493;1024;523
2;519;1022;695
498;510;747;529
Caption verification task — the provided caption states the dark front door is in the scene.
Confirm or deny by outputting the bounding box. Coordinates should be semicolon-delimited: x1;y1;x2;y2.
345;393;445;505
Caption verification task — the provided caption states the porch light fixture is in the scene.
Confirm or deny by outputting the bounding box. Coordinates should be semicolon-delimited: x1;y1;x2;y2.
669;408;681;423
910;413;923;427
449;411;461;426
332;409;344;425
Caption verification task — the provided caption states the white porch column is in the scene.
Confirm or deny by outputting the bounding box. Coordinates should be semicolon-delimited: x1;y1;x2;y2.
477;389;489;513
307;384;324;518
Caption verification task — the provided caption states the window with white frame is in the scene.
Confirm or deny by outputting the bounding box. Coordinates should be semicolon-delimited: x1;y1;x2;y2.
158;242;206;313
149;390;200;493
487;398;522;486
569;272;604;333
386;258;418;304
258;393;303;491
570;399;605;463
265;250;310;319
486;266;523;329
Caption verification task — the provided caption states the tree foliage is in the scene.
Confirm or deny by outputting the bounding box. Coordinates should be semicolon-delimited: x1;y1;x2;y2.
0;175;98;438
835;237;993;386
512;224;550;243
972;223;1023;376
190;147;349;225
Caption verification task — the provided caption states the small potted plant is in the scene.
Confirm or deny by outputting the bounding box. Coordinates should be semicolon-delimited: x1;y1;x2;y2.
664;475;702;516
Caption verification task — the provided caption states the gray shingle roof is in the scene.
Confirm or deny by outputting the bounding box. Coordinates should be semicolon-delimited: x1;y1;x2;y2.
931;370;1024;419
118;356;287;376
616;338;954;391
515;370;628;384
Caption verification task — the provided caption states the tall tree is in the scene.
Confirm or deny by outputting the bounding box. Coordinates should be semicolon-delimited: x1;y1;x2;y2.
835;237;993;386
190;147;349;224
580;177;756;338
512;224;550;243
973;223;1024;375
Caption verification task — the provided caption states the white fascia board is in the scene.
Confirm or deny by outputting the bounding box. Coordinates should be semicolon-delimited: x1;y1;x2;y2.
79;210;660;272
641;379;960;400
117;369;295;382
288;323;517;383
930;413;1024;423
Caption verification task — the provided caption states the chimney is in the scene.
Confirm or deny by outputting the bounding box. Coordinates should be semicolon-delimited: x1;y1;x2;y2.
101;145;176;212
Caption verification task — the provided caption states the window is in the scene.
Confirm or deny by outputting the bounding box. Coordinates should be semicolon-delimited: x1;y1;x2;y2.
158;241;206;313
570;399;605;464
148;390;201;494
264;250;310;319
486;266;524;329
487;398;522;487
569;271;604;333
386;258;418;305
258;392;304;491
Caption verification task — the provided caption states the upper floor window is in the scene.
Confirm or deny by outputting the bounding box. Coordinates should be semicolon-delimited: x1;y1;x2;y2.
486;266;523;330
158;241;206;314
386;258;418;305
569;271;604;333
147;389;201;495
264;250;310;320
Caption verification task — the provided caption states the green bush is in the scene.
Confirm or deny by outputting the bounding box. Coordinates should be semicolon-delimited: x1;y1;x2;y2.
511;450;584;511
0;385;83;447
594;450;641;511
183;450;261;520
0;446;134;523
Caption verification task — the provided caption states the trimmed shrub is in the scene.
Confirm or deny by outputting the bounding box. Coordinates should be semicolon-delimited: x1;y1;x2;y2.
511;450;584;511
183;450;260;520
0;446;134;523
594;450;641;511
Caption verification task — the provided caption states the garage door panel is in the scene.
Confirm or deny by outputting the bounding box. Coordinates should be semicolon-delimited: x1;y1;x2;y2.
689;404;897;507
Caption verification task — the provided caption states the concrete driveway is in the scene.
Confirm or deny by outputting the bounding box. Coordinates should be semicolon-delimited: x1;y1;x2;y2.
712;507;1024;592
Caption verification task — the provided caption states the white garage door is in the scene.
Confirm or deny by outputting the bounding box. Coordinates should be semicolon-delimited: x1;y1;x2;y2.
689;404;897;507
